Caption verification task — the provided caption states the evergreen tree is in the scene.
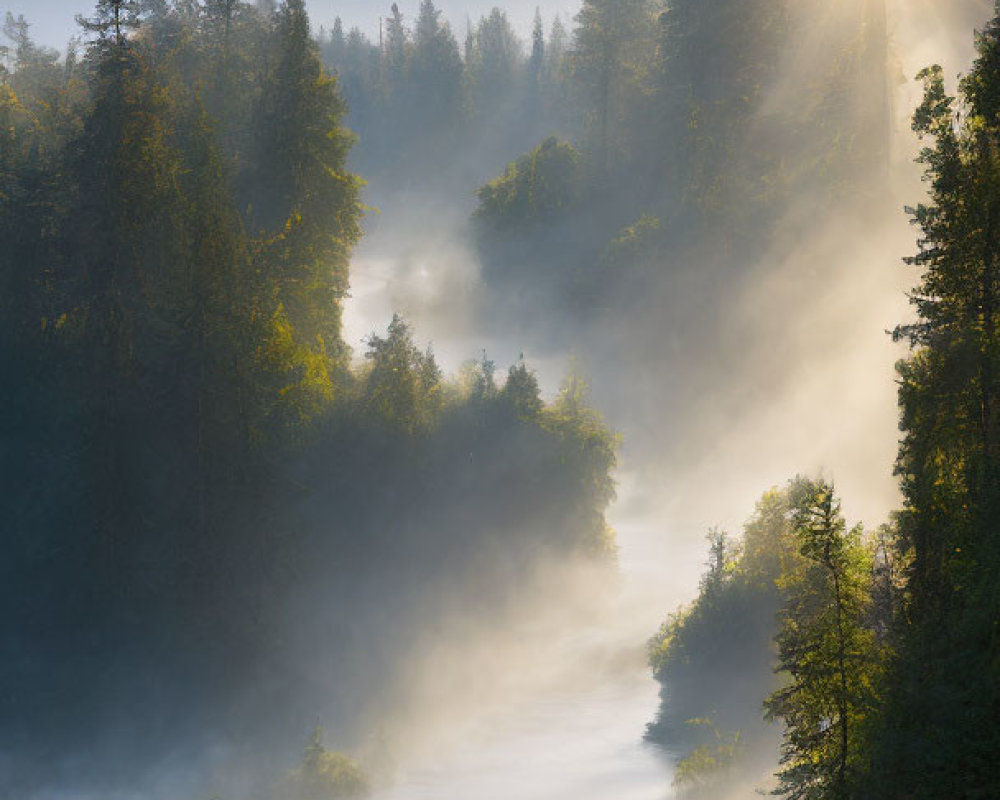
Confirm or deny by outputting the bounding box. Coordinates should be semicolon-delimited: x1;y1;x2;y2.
765;481;879;800
326;16;346;63
500;358;543;420
362;314;442;433
468;8;521;114
867;12;1000;796
646;482;803;791
249;0;363;382
77;0;142;47
201;0;246;57
2;13;58;71
548;14;567;71
409;0;464;145
0;4;623;790
542;14;570;121
528;7;544;92
571;0;651;171
381;2;408;104
172;99;257;527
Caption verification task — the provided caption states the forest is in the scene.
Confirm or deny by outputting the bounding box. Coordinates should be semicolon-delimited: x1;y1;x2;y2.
0;0;998;798
0;1;617;794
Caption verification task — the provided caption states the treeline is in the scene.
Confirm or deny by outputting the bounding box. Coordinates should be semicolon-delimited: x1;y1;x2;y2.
317;1;573;182
647;13;1000;798
470;0;890;316
647;480;893;797
310;0;890;356
0;1;616;794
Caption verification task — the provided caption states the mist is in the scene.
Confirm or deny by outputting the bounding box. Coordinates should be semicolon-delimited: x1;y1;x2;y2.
1;0;997;799
345;0;992;573
337;0;995;796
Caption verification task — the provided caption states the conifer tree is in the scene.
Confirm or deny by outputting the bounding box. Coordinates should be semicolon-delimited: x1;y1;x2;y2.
249;0;362;382
202;0;241;47
571;0;651;171
77;0;141;47
548;15;567;70
765;481;878;800
410;0;463;139
381;3;408;103
363;314;441;433
324;16;345;64
468;8;521;114
528;8;544;91
869;11;1000;796
501;359;543;420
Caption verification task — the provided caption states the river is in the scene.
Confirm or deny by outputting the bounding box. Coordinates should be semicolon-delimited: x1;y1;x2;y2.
339;5;990;783
340;184;689;800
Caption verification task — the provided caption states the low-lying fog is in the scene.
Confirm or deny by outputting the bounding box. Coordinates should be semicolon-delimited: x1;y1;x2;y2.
4;1;991;797
341;2;993;797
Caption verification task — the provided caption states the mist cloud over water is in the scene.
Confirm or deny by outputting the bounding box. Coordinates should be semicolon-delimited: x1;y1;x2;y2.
333;4;994;796
3;1;996;798
344;0;996;541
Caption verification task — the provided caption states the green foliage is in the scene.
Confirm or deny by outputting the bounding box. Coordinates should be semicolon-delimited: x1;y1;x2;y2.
410;1;463;129
469;0;893;326
361;313;442;434
644;14;1000;800
740;487;803;591
250;0;363;369
317;2;579;181
862;13;1000;797
467;7;521;110
764;480;880;800
474;136;582;231
500;358;544;420
0;6;622;790
646;483;803;787
572;0;654;170
582;214;661;300
77;0;142;47
600;215;659;266
647;479;891;799
254;302;335;428
672;719;744;791
541;370;618;556
282;727;369;800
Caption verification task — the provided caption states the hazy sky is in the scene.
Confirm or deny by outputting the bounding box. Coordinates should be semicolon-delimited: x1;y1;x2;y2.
2;1;582;53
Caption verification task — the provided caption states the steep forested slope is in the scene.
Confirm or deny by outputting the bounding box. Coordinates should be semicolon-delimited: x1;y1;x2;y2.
0;2;617;795
646;8;1000;799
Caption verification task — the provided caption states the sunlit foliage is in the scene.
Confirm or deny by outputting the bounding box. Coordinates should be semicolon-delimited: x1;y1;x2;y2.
646;483;803;792
648;479;889;799
281;727;369;800
475;136;582;231
863;11;1000;796
764;480;882;800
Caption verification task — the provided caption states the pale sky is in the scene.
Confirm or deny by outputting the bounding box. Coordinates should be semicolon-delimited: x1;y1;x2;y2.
1;1;582;54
